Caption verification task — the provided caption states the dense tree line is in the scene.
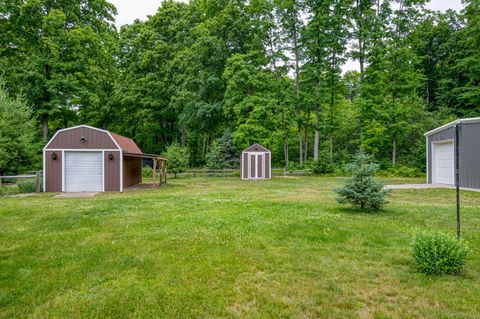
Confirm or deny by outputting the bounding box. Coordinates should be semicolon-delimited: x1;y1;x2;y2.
1;0;479;174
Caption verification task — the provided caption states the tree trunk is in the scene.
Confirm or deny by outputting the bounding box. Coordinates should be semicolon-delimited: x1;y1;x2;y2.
42;116;49;141
329;60;335;161
314;79;322;161
304;109;310;161
202;132;207;159
293;24;303;167
329;129;333;160
284;135;289;172
181;127;186;147
392;136;396;166
357;0;365;81
42;62;52;141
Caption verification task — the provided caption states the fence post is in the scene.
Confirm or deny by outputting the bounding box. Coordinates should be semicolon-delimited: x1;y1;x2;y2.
35;171;41;193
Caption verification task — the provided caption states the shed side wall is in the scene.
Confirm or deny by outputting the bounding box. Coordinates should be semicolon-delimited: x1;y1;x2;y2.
47;127;117;149
428;124;480;189
242;153;248;179
45;151;62;192
104;151;121;191
265;152;270;179
459;123;480;189
123;156;142;188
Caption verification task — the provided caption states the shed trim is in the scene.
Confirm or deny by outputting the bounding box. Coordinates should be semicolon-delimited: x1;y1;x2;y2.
242;143;270;153
424;117;480;136
42;150;46;192
120;149;123;192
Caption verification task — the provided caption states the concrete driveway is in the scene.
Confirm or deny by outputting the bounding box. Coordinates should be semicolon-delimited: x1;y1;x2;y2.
384;183;480;192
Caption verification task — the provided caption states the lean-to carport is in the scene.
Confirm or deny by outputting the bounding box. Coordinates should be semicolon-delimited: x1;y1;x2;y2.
123;152;168;187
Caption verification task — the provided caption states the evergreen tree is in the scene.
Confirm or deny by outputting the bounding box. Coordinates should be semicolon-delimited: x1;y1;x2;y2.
335;152;389;210
206;129;237;169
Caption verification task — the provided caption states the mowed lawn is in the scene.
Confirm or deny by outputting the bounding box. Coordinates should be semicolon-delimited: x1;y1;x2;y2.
1;177;479;318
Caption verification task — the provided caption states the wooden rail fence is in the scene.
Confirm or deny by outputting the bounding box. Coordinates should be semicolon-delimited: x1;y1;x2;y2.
169;168;313;178
0;171;42;192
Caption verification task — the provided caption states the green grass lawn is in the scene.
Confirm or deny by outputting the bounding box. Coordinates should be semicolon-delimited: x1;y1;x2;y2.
1;176;479;318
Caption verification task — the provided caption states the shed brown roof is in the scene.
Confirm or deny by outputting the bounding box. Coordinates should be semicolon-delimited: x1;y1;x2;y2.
109;132;143;154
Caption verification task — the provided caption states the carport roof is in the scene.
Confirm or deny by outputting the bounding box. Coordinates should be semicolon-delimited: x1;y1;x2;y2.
424;117;480;137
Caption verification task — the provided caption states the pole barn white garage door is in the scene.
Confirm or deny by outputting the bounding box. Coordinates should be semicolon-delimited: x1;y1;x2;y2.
65;151;103;192
434;142;454;185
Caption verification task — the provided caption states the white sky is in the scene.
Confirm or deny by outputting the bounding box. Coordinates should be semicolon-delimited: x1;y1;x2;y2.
109;0;465;72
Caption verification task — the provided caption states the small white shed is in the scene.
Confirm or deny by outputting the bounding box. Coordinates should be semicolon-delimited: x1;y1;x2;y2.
241;144;271;180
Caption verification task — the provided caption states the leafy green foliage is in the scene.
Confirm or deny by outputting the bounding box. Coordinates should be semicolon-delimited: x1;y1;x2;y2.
142;166;153;178
1;0;479;172
0;82;40;175
0;0;117;139
17;180;37;193
335;152;389;210
164;144;189;178
306;150;335;175
412;231;469;275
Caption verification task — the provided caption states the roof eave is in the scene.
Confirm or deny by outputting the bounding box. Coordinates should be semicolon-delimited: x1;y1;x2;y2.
424;117;480;137
123;152;167;160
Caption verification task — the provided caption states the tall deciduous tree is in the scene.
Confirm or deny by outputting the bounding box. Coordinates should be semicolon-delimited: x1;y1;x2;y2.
275;0;305;166
0;0;117;140
0;82;40;175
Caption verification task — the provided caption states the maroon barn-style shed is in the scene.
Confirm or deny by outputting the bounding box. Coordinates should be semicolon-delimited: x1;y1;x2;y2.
43;125;167;192
241;144;271;180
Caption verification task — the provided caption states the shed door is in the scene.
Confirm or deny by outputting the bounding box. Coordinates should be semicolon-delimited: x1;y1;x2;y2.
65;151;103;192
434;141;454;185
257;154;263;178
250;154;256;178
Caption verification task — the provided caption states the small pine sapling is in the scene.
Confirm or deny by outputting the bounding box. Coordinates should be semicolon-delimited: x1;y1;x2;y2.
335;152;390;210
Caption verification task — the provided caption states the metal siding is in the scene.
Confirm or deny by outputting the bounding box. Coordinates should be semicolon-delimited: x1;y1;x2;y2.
460;123;480;189
428;123;480;189
45;151;62;192
64;152;103;192
104;151;121;191
47;126;117;149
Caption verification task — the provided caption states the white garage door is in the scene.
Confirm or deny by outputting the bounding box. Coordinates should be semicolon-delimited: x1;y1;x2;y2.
434;142;454;185
65;151;103;192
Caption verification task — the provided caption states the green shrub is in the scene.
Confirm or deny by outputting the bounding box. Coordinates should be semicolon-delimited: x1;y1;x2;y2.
17;179;36;193
142;166;153;177
165;144;189;178
412;231;469;275
335;152;390;210
379;165;424;178
0;185;19;196
307;150;335;175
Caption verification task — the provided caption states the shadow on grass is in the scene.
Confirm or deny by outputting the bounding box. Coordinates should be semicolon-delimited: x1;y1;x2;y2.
332;205;399;216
